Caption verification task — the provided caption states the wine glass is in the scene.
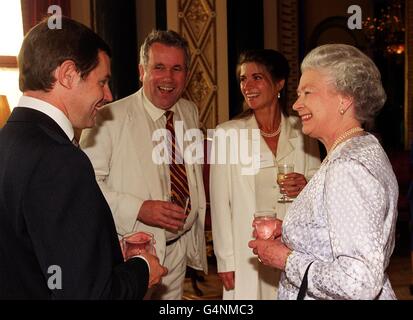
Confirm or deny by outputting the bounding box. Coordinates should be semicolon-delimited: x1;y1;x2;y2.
167;194;190;230
253;211;278;240
277;163;294;203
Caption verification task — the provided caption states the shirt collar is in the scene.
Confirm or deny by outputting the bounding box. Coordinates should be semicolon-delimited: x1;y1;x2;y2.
16;96;74;141
142;91;177;122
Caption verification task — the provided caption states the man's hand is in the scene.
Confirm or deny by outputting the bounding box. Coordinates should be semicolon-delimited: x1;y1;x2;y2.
138;251;168;288
218;271;235;291
138;200;186;232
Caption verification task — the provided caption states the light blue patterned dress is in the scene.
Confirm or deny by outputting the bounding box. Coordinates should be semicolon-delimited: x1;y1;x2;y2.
279;134;398;300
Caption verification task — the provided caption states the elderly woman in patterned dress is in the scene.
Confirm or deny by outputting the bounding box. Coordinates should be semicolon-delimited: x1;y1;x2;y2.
249;44;399;300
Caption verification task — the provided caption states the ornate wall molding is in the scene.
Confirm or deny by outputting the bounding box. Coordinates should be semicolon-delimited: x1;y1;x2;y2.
176;0;219;130
277;0;299;112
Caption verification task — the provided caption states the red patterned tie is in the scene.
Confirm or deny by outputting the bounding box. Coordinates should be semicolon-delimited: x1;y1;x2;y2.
165;111;191;213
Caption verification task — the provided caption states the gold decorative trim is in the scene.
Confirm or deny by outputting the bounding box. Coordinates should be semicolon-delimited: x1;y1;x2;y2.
178;0;218;129
277;0;299;113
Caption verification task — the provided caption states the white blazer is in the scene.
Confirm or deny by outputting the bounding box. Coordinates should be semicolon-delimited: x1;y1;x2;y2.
80;88;207;272
210;113;320;299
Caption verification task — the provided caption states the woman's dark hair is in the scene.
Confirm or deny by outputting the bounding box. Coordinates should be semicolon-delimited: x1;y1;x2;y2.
235;49;290;118
18;16;111;92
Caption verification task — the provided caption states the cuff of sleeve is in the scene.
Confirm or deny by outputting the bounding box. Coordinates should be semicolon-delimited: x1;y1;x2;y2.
130;255;150;273
284;251;314;288
216;257;236;273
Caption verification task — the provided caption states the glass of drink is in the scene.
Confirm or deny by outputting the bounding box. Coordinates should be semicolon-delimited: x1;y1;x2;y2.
121;231;156;260
277;163;294;203
167;194;190;229
253;211;278;240
167;194;190;213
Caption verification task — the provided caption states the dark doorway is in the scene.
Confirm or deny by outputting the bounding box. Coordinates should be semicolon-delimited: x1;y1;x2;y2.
227;0;264;119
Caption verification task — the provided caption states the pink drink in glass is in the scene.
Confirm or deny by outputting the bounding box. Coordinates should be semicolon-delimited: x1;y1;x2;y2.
122;232;156;258
253;212;277;240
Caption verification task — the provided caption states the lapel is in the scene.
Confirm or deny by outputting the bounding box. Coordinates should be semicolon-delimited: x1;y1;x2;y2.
275;113;298;163
243;113;299;192
244;115;258;193
126;90;163;200
7;107;71;145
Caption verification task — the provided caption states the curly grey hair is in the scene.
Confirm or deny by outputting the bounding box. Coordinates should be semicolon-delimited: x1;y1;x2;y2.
301;44;386;125
139;29;191;71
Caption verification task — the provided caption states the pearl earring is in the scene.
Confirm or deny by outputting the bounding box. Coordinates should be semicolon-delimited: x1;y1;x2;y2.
277;92;281;99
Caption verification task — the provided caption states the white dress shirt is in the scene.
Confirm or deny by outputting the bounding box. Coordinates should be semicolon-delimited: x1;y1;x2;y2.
16;96;74;141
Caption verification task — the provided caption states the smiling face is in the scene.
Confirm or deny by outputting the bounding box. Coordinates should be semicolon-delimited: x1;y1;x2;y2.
293;68;342;144
69;51;113;129
139;42;188;110
239;62;283;112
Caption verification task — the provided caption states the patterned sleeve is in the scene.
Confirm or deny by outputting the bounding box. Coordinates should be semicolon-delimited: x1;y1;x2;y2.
303;159;387;299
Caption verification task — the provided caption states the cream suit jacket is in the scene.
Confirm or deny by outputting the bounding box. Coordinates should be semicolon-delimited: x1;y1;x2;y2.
210;113;320;299
80;88;207;272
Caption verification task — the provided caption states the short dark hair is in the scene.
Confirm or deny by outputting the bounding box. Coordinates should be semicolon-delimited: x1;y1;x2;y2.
139;30;191;71
236;49;290;116
18;16;111;92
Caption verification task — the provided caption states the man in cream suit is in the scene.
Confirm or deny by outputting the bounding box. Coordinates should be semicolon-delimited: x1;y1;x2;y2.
80;30;207;300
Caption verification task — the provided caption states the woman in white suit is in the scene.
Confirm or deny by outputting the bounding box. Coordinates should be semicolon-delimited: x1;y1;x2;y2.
210;50;320;300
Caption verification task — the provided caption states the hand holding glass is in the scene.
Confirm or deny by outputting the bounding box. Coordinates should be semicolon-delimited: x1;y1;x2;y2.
168;194;189;226
253;211;278;240
277;164;294;203
121;231;156;260
168;194;190;214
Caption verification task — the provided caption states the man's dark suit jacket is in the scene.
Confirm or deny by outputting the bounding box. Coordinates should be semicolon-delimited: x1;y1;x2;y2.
0;107;149;299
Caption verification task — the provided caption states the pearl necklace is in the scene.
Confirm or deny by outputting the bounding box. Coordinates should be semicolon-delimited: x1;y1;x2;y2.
260;122;281;138
322;127;364;165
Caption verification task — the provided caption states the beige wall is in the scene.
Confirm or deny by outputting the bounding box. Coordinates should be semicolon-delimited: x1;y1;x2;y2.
167;0;229;125
71;0;91;27
263;0;278;50
136;0;157;53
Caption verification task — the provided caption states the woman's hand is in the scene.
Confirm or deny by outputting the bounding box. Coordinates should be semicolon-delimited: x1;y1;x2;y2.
279;172;307;198
248;238;291;270
218;271;235;291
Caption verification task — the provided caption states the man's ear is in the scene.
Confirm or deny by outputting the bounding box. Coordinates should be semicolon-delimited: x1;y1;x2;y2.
55;60;78;89
138;64;144;82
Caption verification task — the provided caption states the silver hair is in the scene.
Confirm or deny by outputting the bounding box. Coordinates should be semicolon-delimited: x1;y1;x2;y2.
139;29;191;71
301;44;386;125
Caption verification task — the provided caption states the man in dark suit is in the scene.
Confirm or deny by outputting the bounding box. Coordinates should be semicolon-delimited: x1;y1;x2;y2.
0;16;167;299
